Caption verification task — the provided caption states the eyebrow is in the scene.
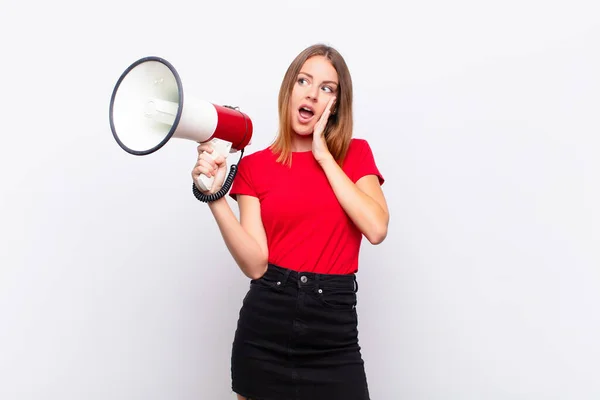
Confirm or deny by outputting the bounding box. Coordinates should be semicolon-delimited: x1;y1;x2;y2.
299;72;338;86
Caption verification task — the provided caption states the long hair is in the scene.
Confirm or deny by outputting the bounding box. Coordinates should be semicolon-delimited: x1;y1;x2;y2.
270;44;353;166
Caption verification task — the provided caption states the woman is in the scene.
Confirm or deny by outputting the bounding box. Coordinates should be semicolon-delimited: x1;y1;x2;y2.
192;43;389;400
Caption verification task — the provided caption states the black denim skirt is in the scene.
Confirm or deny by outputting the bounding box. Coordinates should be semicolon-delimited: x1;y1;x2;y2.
231;263;370;400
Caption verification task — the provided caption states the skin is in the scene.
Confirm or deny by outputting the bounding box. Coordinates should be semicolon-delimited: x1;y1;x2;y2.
287;55;339;155
192;55;388;279
192;56;389;400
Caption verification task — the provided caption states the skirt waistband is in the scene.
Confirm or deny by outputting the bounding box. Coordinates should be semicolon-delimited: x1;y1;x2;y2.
263;263;358;292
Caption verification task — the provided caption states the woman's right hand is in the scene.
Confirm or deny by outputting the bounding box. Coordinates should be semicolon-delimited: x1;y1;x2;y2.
192;142;228;195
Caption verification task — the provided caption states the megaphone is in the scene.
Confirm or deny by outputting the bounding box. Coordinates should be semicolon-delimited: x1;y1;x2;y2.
109;56;252;196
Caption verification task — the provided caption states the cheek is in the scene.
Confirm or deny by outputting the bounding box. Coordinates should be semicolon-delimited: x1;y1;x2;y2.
316;104;328;116
289;88;299;105
288;103;296;117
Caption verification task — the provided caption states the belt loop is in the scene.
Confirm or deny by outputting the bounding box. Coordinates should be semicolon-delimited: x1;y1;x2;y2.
315;274;321;291
353;275;358;308
281;268;291;286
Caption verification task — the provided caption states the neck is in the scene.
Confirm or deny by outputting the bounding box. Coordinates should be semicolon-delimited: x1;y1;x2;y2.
291;135;313;152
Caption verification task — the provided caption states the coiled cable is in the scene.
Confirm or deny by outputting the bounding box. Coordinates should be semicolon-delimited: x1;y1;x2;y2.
192;148;245;203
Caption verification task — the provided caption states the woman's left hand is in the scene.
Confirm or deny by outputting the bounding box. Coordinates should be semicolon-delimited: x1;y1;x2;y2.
312;96;336;164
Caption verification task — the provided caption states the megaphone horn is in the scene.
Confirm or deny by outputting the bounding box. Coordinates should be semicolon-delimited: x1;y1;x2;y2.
109;56;253;197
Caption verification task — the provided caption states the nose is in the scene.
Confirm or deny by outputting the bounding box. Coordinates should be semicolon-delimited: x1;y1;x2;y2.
306;86;319;102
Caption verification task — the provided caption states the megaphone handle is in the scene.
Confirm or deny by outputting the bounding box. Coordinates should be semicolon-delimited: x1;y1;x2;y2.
196;150;218;191
196;138;233;192
192;147;245;203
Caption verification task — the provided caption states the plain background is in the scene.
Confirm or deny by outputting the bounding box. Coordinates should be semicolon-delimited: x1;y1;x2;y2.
1;1;598;399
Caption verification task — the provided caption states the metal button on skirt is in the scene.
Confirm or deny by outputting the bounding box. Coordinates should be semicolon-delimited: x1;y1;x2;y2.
231;263;370;400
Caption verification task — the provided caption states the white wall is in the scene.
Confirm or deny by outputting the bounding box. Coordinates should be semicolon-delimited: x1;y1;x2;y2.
1;1;598;399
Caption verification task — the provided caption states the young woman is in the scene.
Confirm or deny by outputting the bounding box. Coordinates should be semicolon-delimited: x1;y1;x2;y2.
192;43;389;400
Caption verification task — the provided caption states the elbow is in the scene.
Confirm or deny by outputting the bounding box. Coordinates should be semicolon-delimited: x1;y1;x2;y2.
366;224;388;245
245;256;268;280
365;215;389;245
247;268;267;280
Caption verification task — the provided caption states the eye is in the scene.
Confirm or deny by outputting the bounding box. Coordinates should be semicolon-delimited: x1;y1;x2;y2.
297;77;308;85
321;85;334;93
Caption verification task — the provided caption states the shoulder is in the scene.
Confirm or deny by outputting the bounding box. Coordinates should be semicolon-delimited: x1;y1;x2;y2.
343;137;384;185
345;137;375;160
237;146;275;167
229;147;275;200
241;146;273;160
349;137;374;151
350;137;370;147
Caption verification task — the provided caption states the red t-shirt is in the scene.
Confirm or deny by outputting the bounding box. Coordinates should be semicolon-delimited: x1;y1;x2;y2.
229;138;384;275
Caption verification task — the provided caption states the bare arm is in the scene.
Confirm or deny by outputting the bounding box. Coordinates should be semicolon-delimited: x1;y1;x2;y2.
207;196;268;279
319;158;389;244
192;143;268;279
312;96;390;244
311;97;389;244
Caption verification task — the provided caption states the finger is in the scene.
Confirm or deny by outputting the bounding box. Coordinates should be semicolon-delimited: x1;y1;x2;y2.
318;112;328;129
195;161;215;176
213;155;227;165
199;156;219;174
194;166;214;178
192;166;209;178
315;120;324;134
319;97;335;122
199;152;217;166
197;159;216;171
197;144;213;153
197;144;214;154
326;96;336;113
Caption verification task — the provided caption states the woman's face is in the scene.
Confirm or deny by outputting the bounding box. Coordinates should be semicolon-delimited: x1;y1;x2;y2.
289;55;339;137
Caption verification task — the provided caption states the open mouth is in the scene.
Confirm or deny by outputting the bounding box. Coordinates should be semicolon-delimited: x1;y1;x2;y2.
298;105;315;122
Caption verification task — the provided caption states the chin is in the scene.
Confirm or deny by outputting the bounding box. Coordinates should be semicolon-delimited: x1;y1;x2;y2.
292;124;314;136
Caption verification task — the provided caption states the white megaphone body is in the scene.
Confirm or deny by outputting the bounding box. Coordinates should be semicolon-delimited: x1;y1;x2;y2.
109;56;253;192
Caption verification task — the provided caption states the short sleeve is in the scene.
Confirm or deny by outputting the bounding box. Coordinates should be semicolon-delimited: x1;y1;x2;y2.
351;139;385;185
229;154;257;200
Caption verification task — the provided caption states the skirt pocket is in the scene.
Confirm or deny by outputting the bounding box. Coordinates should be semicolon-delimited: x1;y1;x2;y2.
250;272;283;291
314;287;357;310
